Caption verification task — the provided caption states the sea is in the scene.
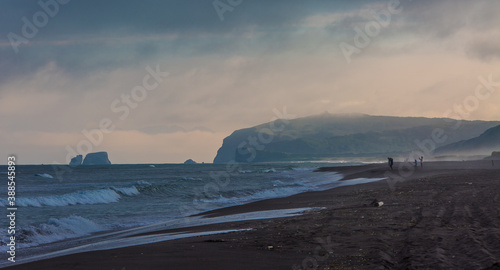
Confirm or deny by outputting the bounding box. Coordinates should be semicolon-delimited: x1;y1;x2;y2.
0;162;383;265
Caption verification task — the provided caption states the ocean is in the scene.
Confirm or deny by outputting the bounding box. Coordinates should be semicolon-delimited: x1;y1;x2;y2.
0;162;383;265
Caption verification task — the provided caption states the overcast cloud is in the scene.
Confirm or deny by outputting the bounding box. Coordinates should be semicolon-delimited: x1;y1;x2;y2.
1;0;499;164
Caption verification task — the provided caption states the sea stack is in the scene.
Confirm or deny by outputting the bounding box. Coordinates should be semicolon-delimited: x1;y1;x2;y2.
82;152;112;165
184;159;197;164
69;155;83;166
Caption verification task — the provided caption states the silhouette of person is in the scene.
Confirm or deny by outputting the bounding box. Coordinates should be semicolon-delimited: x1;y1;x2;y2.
388;157;394;170
419;156;423;167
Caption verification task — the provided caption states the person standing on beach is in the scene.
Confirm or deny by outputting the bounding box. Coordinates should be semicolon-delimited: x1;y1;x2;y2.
419;156;423;167
388;157;394;170
414;159;418;167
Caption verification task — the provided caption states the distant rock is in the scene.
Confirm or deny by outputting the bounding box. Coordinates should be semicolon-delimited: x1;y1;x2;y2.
82;152;111;165
69;155;83;166
184;159;197;164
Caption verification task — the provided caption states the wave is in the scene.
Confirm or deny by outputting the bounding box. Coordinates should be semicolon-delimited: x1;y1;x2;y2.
198;186;305;205
182;177;203;181
0;215;105;252
291;167;318;171
111;186;140;196
134;180;152;186
271;180;286;186
35;173;54;178
3;185;141;208
197;172;343;205
197;175;384;207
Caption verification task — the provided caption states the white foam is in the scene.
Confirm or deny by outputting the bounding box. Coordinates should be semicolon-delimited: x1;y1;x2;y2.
134;180;152;186
111;186;140;196
272;180;285;186
336;177;386;187
109;208;316;241
198;186;308;205
0;215;105;253
182;177;203;181
8;208;314;267
291;167;318;171
35;173;53;178
14;229;250;267
197;172;344;206
11;186;141;207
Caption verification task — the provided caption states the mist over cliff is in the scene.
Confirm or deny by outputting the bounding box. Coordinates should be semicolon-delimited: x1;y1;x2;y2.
434;125;500;157
213;114;500;163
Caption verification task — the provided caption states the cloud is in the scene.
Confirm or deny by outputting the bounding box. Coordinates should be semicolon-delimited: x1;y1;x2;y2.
1;0;500;164
1;1;374;81
466;36;500;61
2;0;498;84
139;125;214;134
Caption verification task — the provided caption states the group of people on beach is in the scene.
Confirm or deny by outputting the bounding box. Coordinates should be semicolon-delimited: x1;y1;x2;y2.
416;156;423;167
388;156;424;170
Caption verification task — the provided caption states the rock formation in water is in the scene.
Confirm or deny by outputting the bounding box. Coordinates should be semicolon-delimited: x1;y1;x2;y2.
69;155;83;166
184;159;197;164
81;152;112;165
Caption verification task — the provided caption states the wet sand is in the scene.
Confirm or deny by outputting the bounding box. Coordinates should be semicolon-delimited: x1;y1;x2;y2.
6;161;500;270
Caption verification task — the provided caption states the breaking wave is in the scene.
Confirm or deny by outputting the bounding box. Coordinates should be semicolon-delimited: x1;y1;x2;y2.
0;215;106;252
1;185;141;208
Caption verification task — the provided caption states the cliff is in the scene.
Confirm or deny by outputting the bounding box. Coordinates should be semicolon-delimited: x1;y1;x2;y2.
213;114;500;163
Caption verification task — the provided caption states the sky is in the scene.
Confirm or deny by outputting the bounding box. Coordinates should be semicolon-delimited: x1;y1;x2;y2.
1;0;499;164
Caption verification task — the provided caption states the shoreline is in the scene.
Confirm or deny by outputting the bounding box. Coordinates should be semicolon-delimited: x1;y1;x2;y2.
5;160;500;269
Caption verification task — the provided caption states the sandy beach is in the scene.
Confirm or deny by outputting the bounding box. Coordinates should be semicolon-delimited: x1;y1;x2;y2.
6;161;500;270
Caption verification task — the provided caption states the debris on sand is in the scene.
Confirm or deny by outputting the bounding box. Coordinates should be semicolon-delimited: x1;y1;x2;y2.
369;199;384;207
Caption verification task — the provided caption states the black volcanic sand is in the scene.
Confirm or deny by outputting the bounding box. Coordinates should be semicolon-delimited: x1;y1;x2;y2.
6;161;500;270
